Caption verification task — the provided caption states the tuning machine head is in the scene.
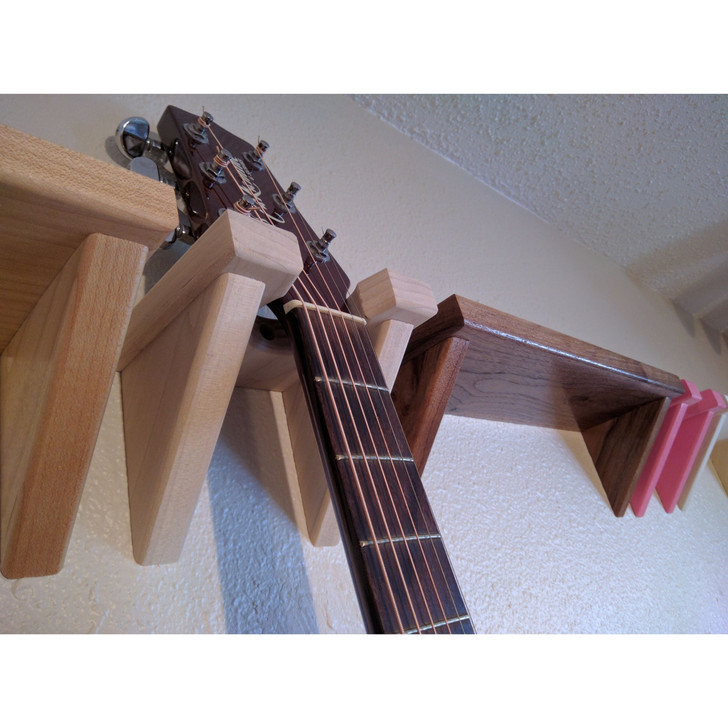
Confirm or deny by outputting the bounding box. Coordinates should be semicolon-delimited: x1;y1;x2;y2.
116;116;152;160
243;139;269;171
115;116;170;180
273;182;301;215
183;111;214;146
306;228;336;268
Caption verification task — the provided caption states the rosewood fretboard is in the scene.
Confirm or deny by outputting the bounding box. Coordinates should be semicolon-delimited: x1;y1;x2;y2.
278;297;475;634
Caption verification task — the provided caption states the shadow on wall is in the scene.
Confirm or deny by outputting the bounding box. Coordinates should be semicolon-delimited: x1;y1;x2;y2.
206;389;318;633
626;217;728;348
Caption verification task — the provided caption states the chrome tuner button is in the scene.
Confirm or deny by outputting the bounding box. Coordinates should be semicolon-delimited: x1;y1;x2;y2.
116;116;151;159
184;111;213;145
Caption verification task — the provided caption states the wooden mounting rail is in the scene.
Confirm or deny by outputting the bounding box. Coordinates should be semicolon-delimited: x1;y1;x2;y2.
0;124;178;578
391;294;685;517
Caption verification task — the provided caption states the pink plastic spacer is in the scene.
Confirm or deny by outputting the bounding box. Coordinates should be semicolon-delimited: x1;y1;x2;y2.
630;380;701;517
656;389;728;513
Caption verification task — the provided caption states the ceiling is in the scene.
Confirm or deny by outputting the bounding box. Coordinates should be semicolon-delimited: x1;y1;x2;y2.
350;94;728;333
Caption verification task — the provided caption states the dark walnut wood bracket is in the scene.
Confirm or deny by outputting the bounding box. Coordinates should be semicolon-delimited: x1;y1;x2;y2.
391;295;684;517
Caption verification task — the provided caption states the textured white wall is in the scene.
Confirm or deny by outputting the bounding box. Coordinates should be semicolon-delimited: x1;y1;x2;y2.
0;94;727;634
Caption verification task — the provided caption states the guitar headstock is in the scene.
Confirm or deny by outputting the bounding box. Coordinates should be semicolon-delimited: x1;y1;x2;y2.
116;105;351;312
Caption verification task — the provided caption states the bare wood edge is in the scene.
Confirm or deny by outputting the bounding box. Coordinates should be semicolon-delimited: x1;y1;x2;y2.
281;270;439;546
0;234;147;578
0;124;178;248
709;409;728;497
392;336;471;474
0;125;177;354
582;397;670;517
118;211;303;370
122;272;264;565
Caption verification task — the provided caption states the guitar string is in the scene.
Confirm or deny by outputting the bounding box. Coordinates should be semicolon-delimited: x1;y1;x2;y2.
290;279;446;633
241;156;442;633
289;280;415;633
252;158;460;632
255;163;471;632
202;127;416;631
338;296;472;631
248;147;465;633
203;125;460;632
220;133;466;632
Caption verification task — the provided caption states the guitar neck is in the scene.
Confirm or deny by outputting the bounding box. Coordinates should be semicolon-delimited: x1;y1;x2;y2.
279;298;475;634
152;104;472;633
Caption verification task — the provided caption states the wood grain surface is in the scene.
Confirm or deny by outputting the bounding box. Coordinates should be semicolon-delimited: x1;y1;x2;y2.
393;295;683;516
0;234;147;578
582;397;670;516
118;211;302;370
122;272;262;565
402;295;683;431
392;336;470;474
0;124;177;353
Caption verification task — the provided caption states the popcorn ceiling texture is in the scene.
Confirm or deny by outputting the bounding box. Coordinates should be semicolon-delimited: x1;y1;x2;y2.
351;94;728;325
0;95;727;634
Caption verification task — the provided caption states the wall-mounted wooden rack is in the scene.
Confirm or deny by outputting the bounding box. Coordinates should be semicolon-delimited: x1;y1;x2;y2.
0;124;178;578
391;294;687;517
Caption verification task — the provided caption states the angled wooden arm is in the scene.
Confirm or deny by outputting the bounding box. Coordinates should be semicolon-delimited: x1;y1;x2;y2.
0;124;177;578
119;211;303;565
391;295;684;518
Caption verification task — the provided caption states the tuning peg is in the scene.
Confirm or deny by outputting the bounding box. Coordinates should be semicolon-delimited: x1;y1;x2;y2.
233;193;258;213
273;182;301;214
243;140;269;171
200;148;233;186
116;116;169;175
116;117;152;159
307;228;336;264
183;111;213;145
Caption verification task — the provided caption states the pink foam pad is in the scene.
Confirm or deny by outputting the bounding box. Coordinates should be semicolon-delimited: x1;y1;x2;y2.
656;389;728;513
630;380;702;517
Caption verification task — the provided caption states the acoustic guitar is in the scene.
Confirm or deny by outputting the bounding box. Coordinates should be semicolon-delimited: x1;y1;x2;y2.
118;106;475;634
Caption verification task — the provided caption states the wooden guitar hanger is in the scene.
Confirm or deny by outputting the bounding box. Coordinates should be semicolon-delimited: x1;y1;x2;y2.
0;108;474;634
2;106;725;634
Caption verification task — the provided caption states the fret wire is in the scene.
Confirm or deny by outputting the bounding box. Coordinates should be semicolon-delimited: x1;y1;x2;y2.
296;285;443;632
335;454;415;463
405;614;472;635
292;280;430;632
243;136;469;633
314;375;389;393
312;284;468;633
290;280;416;633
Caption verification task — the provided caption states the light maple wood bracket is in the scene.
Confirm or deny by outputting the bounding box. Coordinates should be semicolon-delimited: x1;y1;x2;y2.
237;268;438;546
119;211;303;565
0;124;177;578
709;410;728;499
391;295;685;517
